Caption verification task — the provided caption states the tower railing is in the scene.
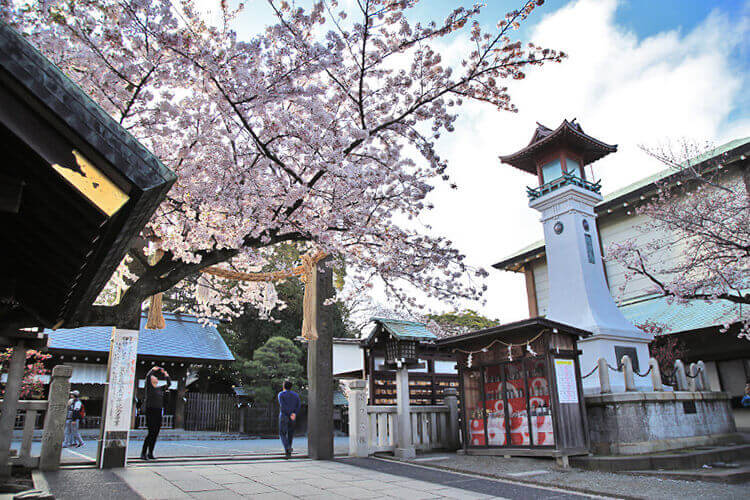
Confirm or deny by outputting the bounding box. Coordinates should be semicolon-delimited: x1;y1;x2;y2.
527;173;602;200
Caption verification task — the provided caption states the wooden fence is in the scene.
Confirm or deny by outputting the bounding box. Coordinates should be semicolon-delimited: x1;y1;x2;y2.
184;393;301;435
185;393;240;432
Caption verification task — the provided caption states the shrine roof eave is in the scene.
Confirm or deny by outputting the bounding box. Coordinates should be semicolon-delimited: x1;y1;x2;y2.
435;317;591;347
499;119;617;174
0;22;176;329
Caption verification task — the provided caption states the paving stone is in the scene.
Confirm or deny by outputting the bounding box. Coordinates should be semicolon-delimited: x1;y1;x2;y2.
189;489;244;499
197;472;248;484
341;479;400;491
392;479;447;492
300;477;342;489
171;478;223;493
223;481;276;495
251;493;298;500
375;486;441;500
274;483;328;497
301;494;353;500
325;485;388;499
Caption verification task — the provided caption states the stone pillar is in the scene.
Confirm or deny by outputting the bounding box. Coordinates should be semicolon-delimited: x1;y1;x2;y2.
622;356;636;391
597;358;611;394
307;256;334;460
347;380;369;458
688;363;700;392
40;365;73;471
444;387;460;451
174;372;187;429
697;361;709;391
649;358;663;391
0;341;26;476
394;365;415;459
674;360;688;391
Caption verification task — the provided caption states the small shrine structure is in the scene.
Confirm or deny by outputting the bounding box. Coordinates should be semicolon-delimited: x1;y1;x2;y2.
437;318;590;462
361;318;459;407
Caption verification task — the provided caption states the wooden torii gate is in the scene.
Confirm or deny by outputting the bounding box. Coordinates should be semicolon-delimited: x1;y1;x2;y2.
149;250;335;459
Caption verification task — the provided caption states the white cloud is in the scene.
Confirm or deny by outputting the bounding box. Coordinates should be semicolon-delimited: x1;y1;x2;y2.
422;0;749;322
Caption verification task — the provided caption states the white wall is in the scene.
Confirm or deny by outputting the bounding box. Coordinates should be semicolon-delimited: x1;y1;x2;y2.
533;258;549;316
528;169;743;309
332;343;363;377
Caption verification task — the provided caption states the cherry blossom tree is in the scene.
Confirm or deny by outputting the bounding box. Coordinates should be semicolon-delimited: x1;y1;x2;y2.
607;142;749;340
3;0;564;328
0;349;51;399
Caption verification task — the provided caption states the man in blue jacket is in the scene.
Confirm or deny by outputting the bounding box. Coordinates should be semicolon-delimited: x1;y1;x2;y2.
278;380;301;458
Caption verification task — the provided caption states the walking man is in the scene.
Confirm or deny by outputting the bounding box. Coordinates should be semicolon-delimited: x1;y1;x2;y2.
141;366;170;460
278;380;301;458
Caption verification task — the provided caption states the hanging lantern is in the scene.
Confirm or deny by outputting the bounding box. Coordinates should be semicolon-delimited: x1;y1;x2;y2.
385;337;418;364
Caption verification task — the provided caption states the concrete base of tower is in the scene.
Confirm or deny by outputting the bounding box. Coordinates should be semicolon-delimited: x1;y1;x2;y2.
579;335;653;395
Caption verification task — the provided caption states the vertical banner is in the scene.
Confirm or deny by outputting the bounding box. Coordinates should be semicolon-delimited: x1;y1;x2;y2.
98;327;139;468
554;358;578;404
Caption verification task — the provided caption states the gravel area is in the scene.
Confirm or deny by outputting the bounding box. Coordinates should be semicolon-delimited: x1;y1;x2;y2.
403;453;750;499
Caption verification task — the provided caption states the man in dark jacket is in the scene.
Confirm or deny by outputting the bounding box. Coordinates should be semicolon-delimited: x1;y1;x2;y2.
141;366;170;460
277;380;301;458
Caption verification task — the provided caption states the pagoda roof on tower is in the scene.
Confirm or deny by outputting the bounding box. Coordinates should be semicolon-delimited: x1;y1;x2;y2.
500;119;617;174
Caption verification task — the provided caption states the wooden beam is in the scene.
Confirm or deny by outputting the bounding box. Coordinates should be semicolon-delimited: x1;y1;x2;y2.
524;265;539;317
0;175;24;213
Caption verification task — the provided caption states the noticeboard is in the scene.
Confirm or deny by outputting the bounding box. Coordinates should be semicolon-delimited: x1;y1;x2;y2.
554;358;578;404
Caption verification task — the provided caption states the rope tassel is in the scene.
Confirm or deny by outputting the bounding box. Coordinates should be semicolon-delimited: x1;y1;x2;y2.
146;246;165;330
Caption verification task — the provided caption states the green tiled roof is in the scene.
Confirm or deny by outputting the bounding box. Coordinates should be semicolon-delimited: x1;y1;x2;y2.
333;389;348;406
619;295;747;334
371;317;437;341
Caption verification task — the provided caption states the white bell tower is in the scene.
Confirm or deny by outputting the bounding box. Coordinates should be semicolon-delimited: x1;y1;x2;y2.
500;120;652;393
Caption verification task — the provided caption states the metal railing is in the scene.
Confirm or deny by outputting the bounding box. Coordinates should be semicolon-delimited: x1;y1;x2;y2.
527;173;602;200
137;414;174;429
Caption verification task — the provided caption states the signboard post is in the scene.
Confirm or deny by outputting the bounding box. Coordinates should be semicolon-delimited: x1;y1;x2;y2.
97;326;139;468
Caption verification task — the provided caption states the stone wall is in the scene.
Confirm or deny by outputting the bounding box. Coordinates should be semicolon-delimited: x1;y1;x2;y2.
585;391;736;455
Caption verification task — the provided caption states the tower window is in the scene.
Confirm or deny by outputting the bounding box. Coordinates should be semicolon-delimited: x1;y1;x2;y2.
565;158;581;178
541;158;563;183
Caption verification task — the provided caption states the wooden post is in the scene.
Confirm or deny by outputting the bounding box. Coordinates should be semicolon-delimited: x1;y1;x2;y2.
97;314;140;469
394;364;415;459
0;341;26;476
174;369;187;429
40;364;73;471
307;256;334;460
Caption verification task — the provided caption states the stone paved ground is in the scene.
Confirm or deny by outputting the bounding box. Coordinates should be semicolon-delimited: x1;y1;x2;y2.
43;457;596;499
14;436;351;464
403;453;750;500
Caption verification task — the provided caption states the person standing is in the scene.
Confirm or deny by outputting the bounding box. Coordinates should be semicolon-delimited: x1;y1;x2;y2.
141;366;170;460
62;392;74;448
66;390;85;448
277;380;301;458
